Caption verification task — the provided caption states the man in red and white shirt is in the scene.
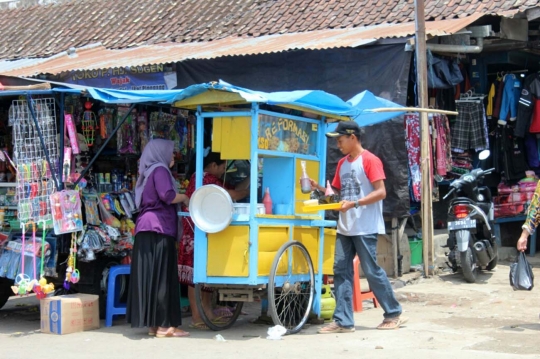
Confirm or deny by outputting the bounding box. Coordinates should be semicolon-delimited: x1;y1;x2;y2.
312;121;407;333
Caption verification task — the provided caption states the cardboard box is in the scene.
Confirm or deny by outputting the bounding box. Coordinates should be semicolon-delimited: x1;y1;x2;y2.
40;293;100;335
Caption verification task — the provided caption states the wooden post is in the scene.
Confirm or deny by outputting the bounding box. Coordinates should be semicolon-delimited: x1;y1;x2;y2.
414;0;435;276
392;217;398;278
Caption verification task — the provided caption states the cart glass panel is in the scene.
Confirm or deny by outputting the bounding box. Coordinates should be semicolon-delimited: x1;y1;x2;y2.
257;114;318;156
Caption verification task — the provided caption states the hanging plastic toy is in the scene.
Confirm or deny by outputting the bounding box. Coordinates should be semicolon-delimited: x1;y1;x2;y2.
35;220;54;297
82;100;96;147
49;190;84;235
11;223;31;295
64;232;80;290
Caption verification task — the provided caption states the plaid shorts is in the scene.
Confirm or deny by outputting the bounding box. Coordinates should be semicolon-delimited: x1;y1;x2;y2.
451;102;487;151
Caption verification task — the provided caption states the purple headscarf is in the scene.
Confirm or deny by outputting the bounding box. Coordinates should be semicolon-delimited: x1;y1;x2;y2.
134;139;176;208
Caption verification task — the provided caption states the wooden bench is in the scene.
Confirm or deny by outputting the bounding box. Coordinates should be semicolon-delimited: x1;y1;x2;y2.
493;215;536;256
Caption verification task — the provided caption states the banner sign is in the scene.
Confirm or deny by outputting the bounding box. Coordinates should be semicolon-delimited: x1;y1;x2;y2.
257;114;318;155
59;65;177;90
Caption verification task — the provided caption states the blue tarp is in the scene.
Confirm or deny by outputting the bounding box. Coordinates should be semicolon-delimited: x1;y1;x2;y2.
2;78;405;124
83;87;189;104
165;80;359;117
86;82;404;124
347;90;405;127
56;80;359;118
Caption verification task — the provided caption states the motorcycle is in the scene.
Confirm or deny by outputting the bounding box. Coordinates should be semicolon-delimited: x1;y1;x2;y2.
442;151;498;283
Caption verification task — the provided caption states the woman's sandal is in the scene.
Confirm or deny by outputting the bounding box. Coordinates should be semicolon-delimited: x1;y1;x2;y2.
155;327;190;338
148;327;158;336
376;316;409;330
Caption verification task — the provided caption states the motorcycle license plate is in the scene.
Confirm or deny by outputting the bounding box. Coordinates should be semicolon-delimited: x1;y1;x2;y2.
448;219;476;230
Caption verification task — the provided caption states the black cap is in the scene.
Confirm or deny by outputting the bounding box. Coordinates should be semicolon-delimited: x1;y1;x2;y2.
326;121;361;138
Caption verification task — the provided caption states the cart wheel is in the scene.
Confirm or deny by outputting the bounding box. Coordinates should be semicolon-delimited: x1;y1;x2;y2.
194;284;244;331
268;241;315;334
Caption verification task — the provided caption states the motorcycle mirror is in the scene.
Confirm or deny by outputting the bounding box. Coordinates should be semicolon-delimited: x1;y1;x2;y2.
478;149;490;161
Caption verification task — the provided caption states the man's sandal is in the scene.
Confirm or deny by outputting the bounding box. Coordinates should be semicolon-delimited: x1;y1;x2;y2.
376;316;408;330
155;327;190;338
189;322;210;330
317;321;355;334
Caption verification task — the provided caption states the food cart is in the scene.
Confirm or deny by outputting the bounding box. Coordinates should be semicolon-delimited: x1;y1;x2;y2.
171;81;358;334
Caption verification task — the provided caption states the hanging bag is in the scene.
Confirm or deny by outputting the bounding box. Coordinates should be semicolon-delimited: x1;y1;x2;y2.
427;51;464;89
509;251;534;291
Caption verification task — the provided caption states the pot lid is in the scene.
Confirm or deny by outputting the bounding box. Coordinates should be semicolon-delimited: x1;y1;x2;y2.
189;184;233;233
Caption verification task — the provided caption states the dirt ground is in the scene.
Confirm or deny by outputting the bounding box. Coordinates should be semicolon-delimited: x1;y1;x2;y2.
1;256;540;359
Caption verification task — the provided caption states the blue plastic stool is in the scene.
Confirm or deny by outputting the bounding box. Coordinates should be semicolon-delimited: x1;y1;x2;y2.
105;264;130;327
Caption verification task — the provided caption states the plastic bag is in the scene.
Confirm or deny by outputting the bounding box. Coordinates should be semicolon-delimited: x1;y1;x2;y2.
98;199;121;228
266;325;287;340
509;251;534;291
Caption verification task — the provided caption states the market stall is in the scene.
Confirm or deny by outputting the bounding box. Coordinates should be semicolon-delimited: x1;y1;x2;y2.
0;79;192;314
168;81;359;334
1;78;395;335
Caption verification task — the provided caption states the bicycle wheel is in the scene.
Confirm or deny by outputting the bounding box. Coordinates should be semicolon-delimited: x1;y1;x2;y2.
194;284;244;331
268;241;315;334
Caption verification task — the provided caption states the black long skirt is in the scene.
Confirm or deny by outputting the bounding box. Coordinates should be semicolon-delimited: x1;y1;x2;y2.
126;231;181;328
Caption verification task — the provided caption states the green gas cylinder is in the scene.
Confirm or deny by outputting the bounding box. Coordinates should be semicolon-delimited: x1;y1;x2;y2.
320;284;336;320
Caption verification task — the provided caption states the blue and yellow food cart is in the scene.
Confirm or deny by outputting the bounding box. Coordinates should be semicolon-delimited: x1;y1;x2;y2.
172;81;357;334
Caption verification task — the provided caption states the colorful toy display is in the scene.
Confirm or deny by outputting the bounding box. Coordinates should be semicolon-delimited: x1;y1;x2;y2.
49;190;83;235
65;113;80;154
82;101;96;147
98;107;115;140
13;98;59;224
117;106;138;154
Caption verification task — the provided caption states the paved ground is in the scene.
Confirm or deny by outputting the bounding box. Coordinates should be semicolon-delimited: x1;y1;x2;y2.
2;256;540;359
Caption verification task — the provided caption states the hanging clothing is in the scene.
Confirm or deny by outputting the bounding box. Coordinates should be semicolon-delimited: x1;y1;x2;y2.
492;78;505;120
405;114;421;202
433;114;452;176
454;63;471;99
524;134;540;169
500;126;528;183
498;74;521;125
486;83;496;119
451;102;488;152
529;99;540;133
516;73;540;137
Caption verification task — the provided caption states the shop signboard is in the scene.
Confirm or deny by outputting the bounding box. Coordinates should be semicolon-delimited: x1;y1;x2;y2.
258;114;318;155
58;64;177;90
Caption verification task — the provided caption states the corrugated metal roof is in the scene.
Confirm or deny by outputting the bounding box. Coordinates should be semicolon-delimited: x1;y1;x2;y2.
0;0;531;60
0;15;485;77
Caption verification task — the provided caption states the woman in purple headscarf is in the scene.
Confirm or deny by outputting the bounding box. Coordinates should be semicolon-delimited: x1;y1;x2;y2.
126;139;190;338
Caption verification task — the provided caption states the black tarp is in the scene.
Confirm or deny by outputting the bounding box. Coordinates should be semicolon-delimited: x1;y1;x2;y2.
176;44;412;217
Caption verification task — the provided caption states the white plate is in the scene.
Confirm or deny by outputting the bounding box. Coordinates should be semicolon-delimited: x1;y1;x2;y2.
189;184;233;233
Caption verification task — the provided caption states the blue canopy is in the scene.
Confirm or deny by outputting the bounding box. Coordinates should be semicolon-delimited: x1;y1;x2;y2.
347;90;405;127
1;78;406;125
167;80;359;118
84;87;188;104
